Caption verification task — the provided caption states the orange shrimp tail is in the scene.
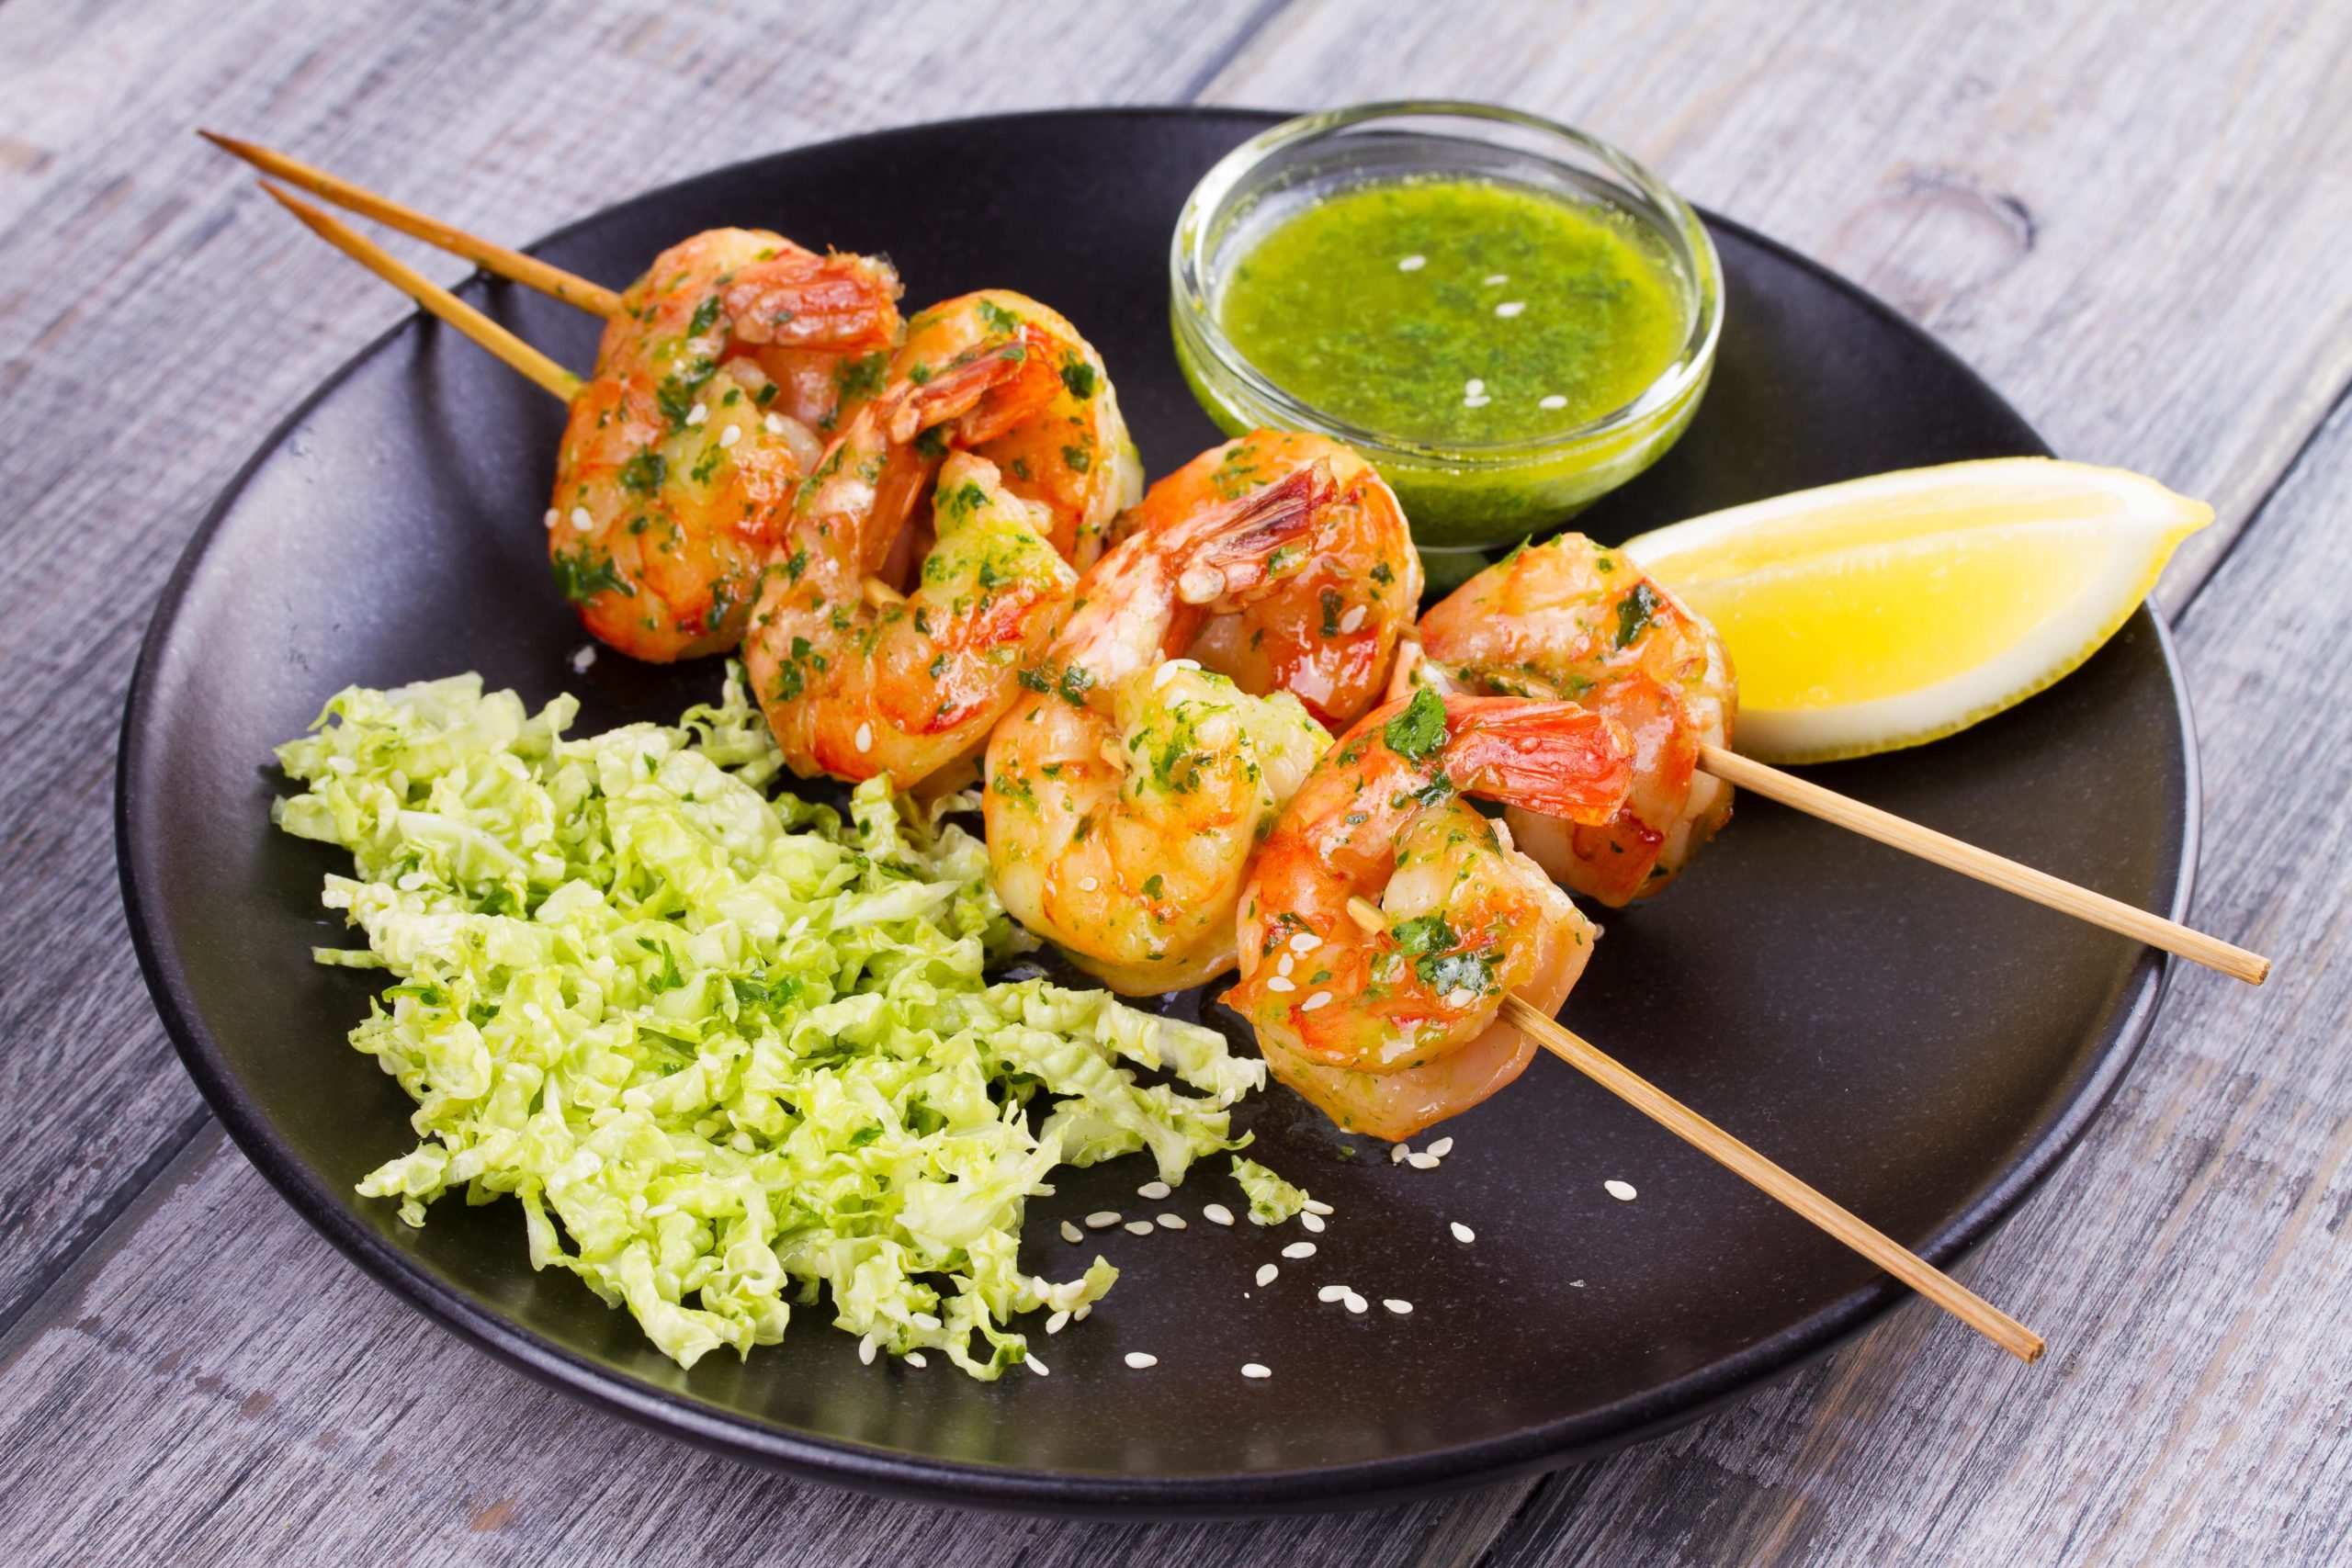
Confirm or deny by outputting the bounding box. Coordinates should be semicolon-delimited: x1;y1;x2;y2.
722;250;903;352
949;325;1072;446
885;343;1033;443
1442;698;1634;825
1163;462;1340;604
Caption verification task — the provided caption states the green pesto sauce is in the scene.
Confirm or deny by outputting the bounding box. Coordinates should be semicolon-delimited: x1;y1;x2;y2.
1216;176;1689;446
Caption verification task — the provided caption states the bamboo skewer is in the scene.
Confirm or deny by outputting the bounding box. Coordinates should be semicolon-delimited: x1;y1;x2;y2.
204;131;623;318
260;184;582;402
1499;994;2044;1363
1697;744;2268;986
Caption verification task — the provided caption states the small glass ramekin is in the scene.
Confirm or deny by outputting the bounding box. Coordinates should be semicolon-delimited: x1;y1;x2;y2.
1171;101;1722;582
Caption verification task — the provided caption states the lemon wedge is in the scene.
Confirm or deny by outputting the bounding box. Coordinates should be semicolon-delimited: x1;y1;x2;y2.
1623;459;2211;763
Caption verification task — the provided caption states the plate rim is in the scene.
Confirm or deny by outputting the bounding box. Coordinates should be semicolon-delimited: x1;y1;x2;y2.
115;104;2198;1516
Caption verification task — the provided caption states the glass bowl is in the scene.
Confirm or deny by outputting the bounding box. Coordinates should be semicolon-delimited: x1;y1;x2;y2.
1171;101;1723;581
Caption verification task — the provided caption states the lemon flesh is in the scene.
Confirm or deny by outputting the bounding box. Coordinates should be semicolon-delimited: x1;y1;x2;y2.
1623;459;2210;763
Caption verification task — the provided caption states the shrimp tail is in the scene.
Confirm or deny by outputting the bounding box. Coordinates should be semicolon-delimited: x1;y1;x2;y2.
722;249;903;351
1444;699;1634;825
1166;461;1340;606
883;342;1035;444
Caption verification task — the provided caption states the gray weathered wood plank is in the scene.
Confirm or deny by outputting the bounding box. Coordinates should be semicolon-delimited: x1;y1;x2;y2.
0;0;1271;1338
1202;0;2352;605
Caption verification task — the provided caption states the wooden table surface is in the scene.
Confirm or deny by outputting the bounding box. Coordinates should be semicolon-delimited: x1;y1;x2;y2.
3;1;2346;1561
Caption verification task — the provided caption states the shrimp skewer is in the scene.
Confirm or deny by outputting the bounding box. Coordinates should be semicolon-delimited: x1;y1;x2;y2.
984;466;1340;992
1227;687;1633;1140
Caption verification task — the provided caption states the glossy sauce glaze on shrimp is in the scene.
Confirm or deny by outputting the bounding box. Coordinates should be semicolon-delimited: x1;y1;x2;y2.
744;345;1076;787
984;467;1339;993
1108;430;1420;730
547;228;901;661
1413;533;1736;906
1226;688;1632;1140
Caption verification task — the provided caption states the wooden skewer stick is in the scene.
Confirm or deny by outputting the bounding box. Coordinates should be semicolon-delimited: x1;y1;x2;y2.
1696;743;2269;986
202;130;623;318
260;183;583;402
1499;994;2044;1363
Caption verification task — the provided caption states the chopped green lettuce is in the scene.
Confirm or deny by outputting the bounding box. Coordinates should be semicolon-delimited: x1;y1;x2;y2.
1231;1156;1311;1225
275;666;1265;1378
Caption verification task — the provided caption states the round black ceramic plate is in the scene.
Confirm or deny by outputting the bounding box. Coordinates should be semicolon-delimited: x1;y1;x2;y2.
119;108;2192;1516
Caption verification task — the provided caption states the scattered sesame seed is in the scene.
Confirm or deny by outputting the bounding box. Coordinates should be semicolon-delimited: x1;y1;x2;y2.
686;403;708;426
1396;254;1427;271
1391;1143;1412;1164
1152;660;1183;689
1079;876;1099;892
1255;1263;1279;1287
1427;1137;1455;1157
1242;1362;1272;1379
1046;1310;1070;1334
1266;975;1296;993
1289;932;1322;953
1086;1211;1121;1228
1605;1179;1638;1201
764;413;787;434
1300;1211;1326;1233
1384;1298;1413;1315
911;1313;940;1331
1276;953;1295;977
1025;1353;1049;1376
1571;1280;1585;1288
1463;394;1492;409
1138;1180;1171;1200
906;1351;928;1368
854;722;873;753
1061;1220;1082;1244
1495;301;1526;318
1075;1304;1091;1320
1484;273;1509;286
542;508;560;531
1464;378;1487;397
1125;1352;1159;1370
1450;1222;1476;1244
1539;394;1568;411
1204;1202;1236;1226
1158;1213;1185;1230
1124;1220;1154;1235
1282;1241;1317;1259
1342;1292;1368;1314
718;423;741;448
1302;1199;1333;1216
1338;604;1368;634
1407;1153;1441;1170
571;645;597;673
858;1335;877;1365
1302;991;1333;1011
570;507;593;531
1317;1285;1350;1303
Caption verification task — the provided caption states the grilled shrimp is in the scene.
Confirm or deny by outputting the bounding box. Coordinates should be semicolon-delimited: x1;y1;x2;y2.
547;228;900;661
743;346;1076;787
983;466;1339;993
1108;430;1420;730
1412;533;1736;906
1226;688;1633;1140
893;290;1142;570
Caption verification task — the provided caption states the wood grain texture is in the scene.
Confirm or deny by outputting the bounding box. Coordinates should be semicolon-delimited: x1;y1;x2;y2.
1202;0;2352;604
1;0;2348;1562
0;0;1267;1336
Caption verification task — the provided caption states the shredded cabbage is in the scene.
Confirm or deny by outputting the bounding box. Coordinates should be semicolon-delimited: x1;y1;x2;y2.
1231;1156;1310;1225
274;666;1273;1378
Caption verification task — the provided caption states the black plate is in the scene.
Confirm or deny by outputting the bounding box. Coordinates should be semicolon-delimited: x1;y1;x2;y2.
119;108;2192;1515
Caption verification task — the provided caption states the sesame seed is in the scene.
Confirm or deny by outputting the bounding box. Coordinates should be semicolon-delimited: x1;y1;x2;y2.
1086;1211;1121;1228
1343;1292;1368;1314
1266;976;1296;993
686;403;708;426
1391;1143;1412;1164
1605;1179;1638;1201
1204;1202;1236;1226
1427;1137;1455;1157
1075;1304;1091;1320
1442;987;1476;1009
1302;991;1333;1011
1496;301;1526;318
1317;1285;1349;1303
1302;1199;1333;1216
1408;1153;1441;1170
570;507;593;531
1061;1220;1082;1244
718;423;741;448
1125;1352;1159;1370
911;1313;939;1331
1464;378;1486;396
765;413;787;434
571;645;597;674
1025;1353;1049;1376
1396;254;1426;271
1138;1180;1171;1200
1338;604;1367;634
1484;273;1509;286
1463;394;1492;409
1282;1241;1317;1259
542;508;560;531
1276;953;1295;977
1255;1263;1279;1287
1079;876;1099;892
1242;1362;1272;1379
1158;1213;1185;1230
906;1351;928;1367
645;1202;675;1218
1450;1222;1476;1244
1046;1310;1070;1334
1300;1211;1326;1233
859;1335;877;1365
854;722;873;752
1152;660;1183;689
1539;394;1568;411
1125;1220;1154;1235
1289;932;1322;953
1384;1298;1413;1315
